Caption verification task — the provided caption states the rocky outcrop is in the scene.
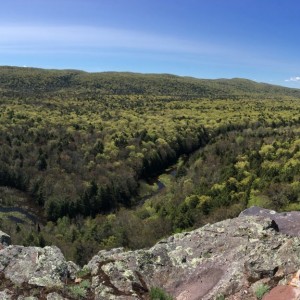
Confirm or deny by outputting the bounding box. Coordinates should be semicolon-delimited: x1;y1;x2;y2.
85;215;300;300
239;206;300;236
2;209;300;299
0;245;78;288
0;230;11;247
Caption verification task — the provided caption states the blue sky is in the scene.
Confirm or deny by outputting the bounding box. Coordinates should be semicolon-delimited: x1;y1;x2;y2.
1;0;300;88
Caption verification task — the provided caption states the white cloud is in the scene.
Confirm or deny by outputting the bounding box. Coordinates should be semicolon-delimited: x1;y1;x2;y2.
285;76;300;82
0;24;224;56
0;23;291;72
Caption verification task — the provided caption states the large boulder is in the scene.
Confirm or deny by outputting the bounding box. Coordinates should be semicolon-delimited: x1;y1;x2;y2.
0;245;78;288
85;216;300;299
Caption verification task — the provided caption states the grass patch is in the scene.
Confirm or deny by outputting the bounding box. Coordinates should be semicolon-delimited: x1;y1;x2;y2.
283;202;300;211
255;283;269;300
247;190;272;208
76;267;91;278
157;174;173;187
137;180;158;198
68;280;91;299
150;287;173;300
68;285;87;299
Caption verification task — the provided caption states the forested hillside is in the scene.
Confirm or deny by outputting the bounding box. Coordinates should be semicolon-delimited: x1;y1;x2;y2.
1;66;300;264
1;66;300;100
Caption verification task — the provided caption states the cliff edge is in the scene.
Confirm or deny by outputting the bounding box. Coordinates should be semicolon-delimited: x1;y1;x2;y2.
1;208;300;299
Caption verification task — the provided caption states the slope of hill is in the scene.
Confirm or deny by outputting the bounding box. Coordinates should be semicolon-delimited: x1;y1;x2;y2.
0;66;299;99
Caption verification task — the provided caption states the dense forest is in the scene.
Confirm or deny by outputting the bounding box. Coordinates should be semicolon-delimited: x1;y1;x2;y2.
1;66;300;264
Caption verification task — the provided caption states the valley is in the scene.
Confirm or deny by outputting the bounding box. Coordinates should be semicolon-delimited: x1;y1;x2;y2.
1;67;300;264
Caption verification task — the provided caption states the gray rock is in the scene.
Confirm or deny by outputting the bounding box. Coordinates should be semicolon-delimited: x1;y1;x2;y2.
67;261;79;280
46;292;68;300
85;215;300;299
0;289;12;300
0;245;78;287
2;211;300;299
239;206;300;236
0;230;11;246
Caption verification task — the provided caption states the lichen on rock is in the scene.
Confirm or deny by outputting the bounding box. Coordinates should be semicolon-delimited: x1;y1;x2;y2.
2;209;300;299
0;245;78;288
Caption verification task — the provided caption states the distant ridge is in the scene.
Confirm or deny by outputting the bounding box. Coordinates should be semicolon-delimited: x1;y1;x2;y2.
0;66;299;100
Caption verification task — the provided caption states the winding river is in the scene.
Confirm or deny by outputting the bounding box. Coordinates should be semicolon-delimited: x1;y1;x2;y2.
0;206;38;224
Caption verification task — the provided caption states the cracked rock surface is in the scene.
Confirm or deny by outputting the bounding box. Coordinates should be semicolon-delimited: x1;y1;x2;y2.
2;209;300;299
86;215;300;299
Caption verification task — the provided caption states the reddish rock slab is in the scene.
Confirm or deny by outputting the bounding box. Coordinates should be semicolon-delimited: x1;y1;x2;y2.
263;285;300;300
239;206;300;236
175;267;224;300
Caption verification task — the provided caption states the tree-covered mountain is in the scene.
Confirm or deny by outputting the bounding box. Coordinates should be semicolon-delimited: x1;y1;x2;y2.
1;66;300;99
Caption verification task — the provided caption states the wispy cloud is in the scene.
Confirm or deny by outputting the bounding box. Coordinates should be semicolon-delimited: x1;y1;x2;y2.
0;24;224;56
285;76;300;82
0;23;295;76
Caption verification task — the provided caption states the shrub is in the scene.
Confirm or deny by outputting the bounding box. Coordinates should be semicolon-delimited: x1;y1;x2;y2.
76;267;91;278
150;287;173;300
68;285;87;299
255;283;269;300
